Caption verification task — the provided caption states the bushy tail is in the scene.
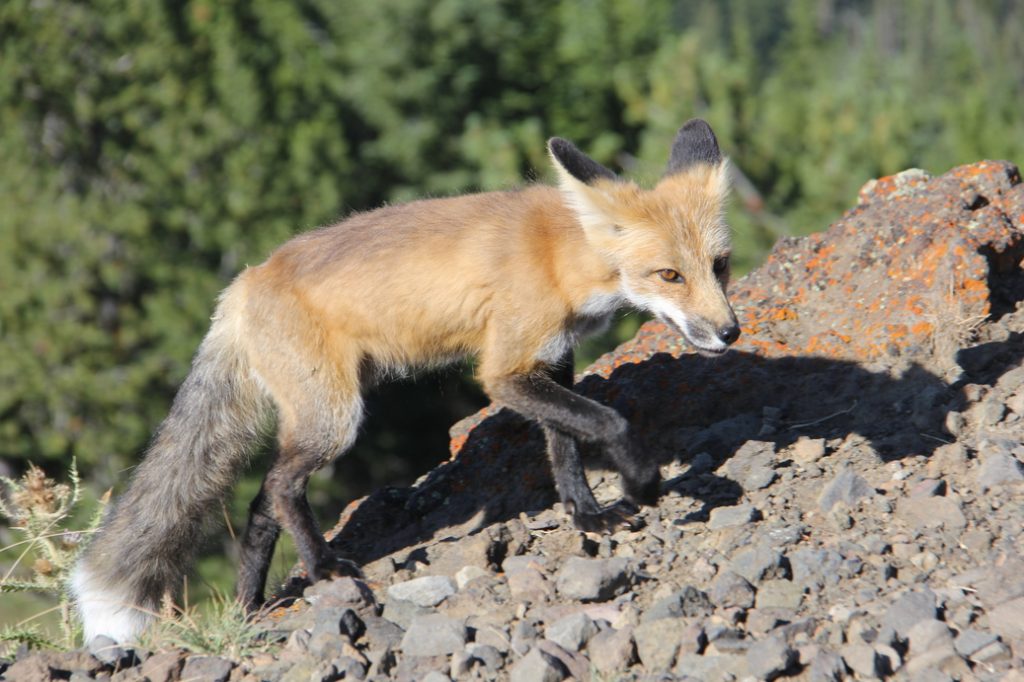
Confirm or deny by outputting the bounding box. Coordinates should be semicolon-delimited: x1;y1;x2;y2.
72;294;268;644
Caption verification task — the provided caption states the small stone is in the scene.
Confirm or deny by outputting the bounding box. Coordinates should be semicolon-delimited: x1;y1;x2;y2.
793;437;827;463
808;649;846;682
587;626;636;674
511;618;541;655
465;643;504;673
874;644;902;674
509;647;567;682
953;628;997;657
675;652;750;680
730;544;789;584
421;672;450;682
544;612;598;652
841;643;882;678
388;575;457;607
905;644;964;676
977;449;1024;491
454;565;490;589
896;495;966;532
643;585;713;621
507;566;555;603
634;616;688;670
746;635;795;680
180;656;233;682
755;579;803;610
818;468;875;512
87;635;135;668
138;650;183;682
710;570;756;609
708;503;759;529
790;548;843;589
554;557;630;601
970;640;1011;663
882;589;937;638
401;614;467;656
986;596;1024;640
303;577;377;614
313;607;365;641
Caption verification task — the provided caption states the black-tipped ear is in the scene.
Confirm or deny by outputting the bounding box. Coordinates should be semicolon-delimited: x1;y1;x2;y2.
666;119;722;176
548;137;616;185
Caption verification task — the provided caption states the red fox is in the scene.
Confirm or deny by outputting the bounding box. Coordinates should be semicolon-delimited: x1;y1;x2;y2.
72;119;739;643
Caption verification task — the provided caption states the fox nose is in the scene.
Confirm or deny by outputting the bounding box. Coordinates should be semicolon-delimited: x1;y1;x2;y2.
718;324;740;345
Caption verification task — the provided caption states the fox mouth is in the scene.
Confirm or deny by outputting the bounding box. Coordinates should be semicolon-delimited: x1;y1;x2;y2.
657;315;730;357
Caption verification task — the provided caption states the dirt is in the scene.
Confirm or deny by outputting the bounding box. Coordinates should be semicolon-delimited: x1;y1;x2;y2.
3;160;1023;681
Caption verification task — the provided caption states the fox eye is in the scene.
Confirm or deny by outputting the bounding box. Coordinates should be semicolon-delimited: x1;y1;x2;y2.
713;255;730;275
658;269;684;283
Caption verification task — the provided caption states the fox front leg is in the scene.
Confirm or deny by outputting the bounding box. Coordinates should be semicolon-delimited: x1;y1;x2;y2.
489;371;661;531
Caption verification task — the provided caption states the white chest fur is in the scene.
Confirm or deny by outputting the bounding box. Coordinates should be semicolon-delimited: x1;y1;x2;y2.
535;290;625;365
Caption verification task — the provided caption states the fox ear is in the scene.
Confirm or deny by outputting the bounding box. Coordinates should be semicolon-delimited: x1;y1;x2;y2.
665;119;722;176
548;137;620;241
548;138;617;185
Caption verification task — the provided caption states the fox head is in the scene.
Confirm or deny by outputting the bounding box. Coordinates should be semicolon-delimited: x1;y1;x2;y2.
548;119;740;355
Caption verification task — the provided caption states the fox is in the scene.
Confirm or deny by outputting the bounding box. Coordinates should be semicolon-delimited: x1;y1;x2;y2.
72;119;739;643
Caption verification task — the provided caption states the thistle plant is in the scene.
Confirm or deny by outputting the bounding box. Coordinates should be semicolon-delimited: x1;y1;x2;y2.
0;460;106;651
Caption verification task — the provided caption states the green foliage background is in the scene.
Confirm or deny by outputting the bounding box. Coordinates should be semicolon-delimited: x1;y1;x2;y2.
1;0;1023;624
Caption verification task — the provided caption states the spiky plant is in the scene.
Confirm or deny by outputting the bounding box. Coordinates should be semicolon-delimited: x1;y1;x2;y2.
0;460;107;651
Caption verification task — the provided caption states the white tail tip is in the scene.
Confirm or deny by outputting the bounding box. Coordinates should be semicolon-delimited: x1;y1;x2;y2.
70;563;153;645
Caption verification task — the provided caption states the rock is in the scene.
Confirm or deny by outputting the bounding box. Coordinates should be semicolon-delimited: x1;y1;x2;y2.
707;503;759;529
882;589;937;638
312;606;365;641
746;635;795;680
554;557;630;601
818;467;875;512
87;635;135;669
138;650;183;682
508;647;568;682
180;655;233;682
544;612;598;652
907;619;953;654
674;652;750;681
841;642;883;678
511;618;541;656
363;615;405;652
421;671;450;682
303;577;378;615
643;585;713;621
730;544;789;584
986;596;1024;640
401;613;467;656
808;649;847;682
790;548;843;589
507;566;555;603
475;624;511;653
896;495;967;532
710;570;756;609
588;626;636;674
905;644;966;677
977;449;1024;491
454;565;490;589
464;643;504;674
755;579;803;610
793;437;827;463
633;616;688;670
722;440;778;490
952;628;998;657
387;575;457;607
969;640;1011;664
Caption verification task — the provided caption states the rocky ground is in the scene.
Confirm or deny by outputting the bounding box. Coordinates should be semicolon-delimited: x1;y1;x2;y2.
4;160;1024;681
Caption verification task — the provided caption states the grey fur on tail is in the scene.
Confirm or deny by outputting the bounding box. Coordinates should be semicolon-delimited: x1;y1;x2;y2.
72;299;268;643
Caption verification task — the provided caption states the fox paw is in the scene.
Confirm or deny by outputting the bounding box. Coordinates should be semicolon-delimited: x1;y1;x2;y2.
624;470;662;507
569;500;645;533
311;555;364;582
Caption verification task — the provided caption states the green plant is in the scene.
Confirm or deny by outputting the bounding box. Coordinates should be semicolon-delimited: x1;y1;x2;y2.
0;460;105;651
137;589;277;659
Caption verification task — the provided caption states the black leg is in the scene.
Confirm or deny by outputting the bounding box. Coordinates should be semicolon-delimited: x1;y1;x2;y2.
491;371;661;530
237;487;280;611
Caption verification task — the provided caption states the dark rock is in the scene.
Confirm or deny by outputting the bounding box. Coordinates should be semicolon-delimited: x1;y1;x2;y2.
710;570;756;609
818;467;875;512
643;585;713;621
730;544;789;584
180;655;233;682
